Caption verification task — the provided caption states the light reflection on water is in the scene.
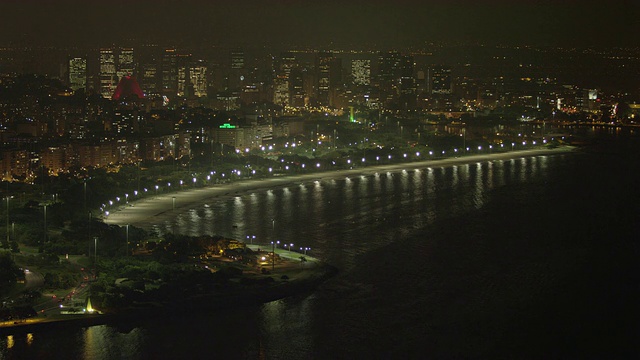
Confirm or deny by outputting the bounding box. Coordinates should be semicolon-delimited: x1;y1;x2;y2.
157;157;551;268
3;154;590;359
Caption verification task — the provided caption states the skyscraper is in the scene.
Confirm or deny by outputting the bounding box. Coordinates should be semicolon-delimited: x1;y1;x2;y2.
230;49;245;70
398;55;416;110
99;48;117;98
279;52;296;78
140;60;159;96
229;48;246;90
117;48;135;80
273;76;289;106
378;51;402;106
177;53;193;97
351;59;371;86
190;60;208;98
289;66;305;107
68;57;87;91
429;66;452;95
316;51;333;106
162;48;178;98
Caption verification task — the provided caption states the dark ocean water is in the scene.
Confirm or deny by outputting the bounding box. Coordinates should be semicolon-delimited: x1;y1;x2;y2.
2;133;640;359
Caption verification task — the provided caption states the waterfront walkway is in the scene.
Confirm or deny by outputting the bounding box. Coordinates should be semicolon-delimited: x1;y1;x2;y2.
104;147;575;229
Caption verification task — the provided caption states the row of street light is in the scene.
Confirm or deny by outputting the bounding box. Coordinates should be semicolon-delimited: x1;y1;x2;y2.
101;137;551;218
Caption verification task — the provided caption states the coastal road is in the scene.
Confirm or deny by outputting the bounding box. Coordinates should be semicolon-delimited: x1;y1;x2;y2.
24;270;44;289
104;147;574;229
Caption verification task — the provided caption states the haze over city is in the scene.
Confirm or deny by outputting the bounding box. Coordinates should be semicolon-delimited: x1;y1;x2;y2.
0;1;639;358
1;0;637;48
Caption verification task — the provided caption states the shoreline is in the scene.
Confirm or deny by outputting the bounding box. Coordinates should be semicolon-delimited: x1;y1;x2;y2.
104;146;576;229
0;247;337;335
0;147;575;335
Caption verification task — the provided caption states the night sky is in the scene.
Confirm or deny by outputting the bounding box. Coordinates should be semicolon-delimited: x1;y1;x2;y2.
0;0;637;48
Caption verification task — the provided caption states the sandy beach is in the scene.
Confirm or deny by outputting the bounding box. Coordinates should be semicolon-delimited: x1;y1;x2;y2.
104;146;575;229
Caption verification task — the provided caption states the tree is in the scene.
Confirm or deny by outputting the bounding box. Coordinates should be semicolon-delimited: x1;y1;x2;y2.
0;252;22;296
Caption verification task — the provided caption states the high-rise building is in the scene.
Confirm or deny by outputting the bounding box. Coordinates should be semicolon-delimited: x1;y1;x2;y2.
228;49;246;90
117;48;135;79
351;59;371;86
161;48;179;99
378;51;402;106
138;45;160;96
68;57;87;91
279;52;296;78
316;51;333;106
230;49;244;70
289;66;305;107
176;53;193;97
99;48;117;98
190;60;208;97
274;76;290;106
398;55;416;110
140;60;159;95
429;66;452;95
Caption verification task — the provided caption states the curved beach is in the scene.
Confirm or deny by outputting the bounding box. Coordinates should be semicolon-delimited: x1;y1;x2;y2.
104;147;576;229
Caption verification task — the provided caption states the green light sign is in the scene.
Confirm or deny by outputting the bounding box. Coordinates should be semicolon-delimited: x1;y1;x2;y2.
220;123;236;129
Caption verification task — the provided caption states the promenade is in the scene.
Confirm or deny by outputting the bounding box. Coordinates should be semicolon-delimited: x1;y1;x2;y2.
104;147;575;229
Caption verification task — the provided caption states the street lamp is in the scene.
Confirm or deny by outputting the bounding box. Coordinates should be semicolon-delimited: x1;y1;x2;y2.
94;237;98;275
462;128;466;151
43;204;47;245
5;196;10;246
83;181;87;212
270;240;280;271
172;196;176;211
125;224;129;257
300;247;311;255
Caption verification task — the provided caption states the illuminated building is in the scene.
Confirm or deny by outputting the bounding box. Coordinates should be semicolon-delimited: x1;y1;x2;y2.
162;48;178;98
351;59;371;86
68;57;87;91
289;66;305;107
140;60;158;95
429;66;452;95
229;49;246;90
240;84;261;105
316;51;333;106
111;110;144;135
277;52;304;107
40;147;66;175
176;53;193;97
279;52;296;78
112;76;144;101
230;49;244;70
274;76;289;106
0;149;29;181
378;51;402;106
210;124;247;148
99;48;117;98
117;48;134;79
398;55;416;110
576;89;599;111
190;60;208;97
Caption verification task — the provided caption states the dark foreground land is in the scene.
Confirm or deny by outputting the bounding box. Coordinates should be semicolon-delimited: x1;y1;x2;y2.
0;246;336;335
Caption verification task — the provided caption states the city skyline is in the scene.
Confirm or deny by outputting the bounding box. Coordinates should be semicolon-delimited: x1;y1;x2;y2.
0;0;637;48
